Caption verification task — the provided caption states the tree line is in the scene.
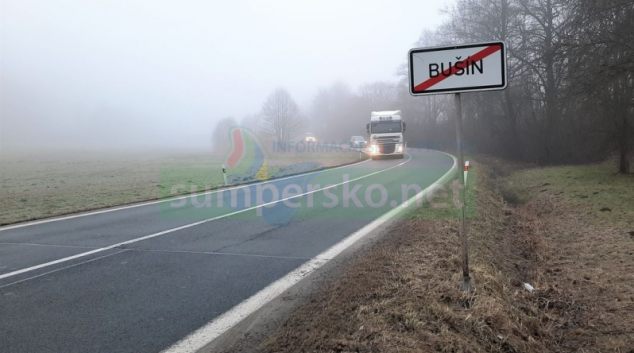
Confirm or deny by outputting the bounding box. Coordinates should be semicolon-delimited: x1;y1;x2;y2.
211;81;402;150
213;0;633;173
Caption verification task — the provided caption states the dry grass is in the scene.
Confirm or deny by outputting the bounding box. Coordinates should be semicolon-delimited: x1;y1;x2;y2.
0;148;362;225
500;160;634;352
258;156;634;353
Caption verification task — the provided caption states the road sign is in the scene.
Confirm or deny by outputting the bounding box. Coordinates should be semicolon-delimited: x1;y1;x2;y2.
408;41;509;292
408;41;507;96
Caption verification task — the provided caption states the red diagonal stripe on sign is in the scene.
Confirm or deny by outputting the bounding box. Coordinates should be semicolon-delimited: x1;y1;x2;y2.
414;44;502;92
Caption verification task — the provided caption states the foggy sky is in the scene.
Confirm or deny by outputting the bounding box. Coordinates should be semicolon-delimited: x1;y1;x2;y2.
1;0;453;151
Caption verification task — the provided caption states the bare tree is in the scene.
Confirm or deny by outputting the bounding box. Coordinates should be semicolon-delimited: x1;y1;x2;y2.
308;81;367;140
212;116;238;152
566;0;634;173
359;82;397;111
240;114;260;134
243;0;631;173
260;87;306;144
441;0;526;159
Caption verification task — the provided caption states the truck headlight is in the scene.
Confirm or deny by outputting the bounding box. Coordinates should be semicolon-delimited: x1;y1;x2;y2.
396;144;403;153
371;144;378;153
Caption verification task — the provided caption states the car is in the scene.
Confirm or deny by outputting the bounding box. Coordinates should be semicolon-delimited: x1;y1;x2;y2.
305;133;316;142
349;135;367;148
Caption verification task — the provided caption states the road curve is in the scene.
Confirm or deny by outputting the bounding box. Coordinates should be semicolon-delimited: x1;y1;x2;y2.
0;149;454;353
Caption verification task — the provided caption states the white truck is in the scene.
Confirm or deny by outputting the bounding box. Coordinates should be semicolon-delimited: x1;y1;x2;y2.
366;110;406;159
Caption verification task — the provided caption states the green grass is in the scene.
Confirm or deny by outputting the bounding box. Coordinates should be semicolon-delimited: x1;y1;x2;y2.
0;152;217;225
0;149;361;226
505;162;634;229
406;165;478;221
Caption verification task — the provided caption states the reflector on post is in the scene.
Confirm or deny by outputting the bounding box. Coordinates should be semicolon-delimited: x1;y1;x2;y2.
408;41;509;293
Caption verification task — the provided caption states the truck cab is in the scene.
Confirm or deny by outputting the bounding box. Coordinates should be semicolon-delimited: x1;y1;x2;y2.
366;110;406;159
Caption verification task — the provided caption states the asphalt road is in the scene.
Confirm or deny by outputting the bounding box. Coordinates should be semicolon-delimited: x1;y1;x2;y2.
0;149;454;353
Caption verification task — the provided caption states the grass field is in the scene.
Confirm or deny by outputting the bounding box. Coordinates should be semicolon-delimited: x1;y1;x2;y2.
504;161;634;230
0;148;363;226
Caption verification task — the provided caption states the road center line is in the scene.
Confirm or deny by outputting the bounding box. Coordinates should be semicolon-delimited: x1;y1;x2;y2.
0;242;100;249
0;155;371;232
0;156;409;281
0;250;128;289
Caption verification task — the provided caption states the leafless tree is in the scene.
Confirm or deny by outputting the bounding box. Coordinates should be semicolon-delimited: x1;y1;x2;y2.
237;0;633;172
391;0;631;171
359;82;397;111
212;116;238;152
240;114;260;134
260;87;306;144
308;81;367;141
565;0;634;173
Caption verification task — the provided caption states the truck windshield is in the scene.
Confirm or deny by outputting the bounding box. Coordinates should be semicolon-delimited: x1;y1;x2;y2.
371;122;402;133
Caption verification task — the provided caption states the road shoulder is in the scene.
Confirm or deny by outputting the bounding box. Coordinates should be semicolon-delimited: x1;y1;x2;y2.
218;156;634;352
200;218;397;353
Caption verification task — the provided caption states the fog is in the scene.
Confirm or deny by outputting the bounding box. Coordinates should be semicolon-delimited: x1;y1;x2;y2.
0;0;452;152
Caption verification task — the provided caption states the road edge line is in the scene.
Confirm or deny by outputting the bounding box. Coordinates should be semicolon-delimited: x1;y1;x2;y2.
161;152;458;353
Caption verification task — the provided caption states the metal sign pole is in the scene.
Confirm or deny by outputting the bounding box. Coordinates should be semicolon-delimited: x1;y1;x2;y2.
409;42;508;293
454;93;473;292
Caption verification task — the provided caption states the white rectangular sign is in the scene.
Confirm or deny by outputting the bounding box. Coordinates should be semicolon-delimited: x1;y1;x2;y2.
408;41;507;96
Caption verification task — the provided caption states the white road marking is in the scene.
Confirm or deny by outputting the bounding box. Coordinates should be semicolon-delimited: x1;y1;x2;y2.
0;156;408;281
127;248;313;261
161;152;458;353
0;250;128;289
0;242;99;249
0;157;371;232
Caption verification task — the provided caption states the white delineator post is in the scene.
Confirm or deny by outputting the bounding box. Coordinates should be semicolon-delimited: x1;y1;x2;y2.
222;164;228;186
455;93;473;292
464;161;470;185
